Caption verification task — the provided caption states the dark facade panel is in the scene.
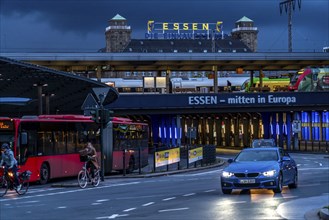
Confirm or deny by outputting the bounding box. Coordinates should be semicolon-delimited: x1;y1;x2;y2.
107;92;329;115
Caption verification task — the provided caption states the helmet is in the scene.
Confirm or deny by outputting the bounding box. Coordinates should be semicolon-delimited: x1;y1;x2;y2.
1;143;9;150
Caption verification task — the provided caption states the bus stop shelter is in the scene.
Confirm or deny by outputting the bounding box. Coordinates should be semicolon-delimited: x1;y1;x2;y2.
0;56;119;117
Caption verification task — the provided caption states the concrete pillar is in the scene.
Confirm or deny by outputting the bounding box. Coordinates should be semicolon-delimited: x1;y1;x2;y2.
176;115;181;147
212;65;218;93
96;66;102;82
166;69;171;94
37;85;43;115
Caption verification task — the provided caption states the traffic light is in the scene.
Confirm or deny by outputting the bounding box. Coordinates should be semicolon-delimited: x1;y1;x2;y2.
99;109;114;124
89;108;100;123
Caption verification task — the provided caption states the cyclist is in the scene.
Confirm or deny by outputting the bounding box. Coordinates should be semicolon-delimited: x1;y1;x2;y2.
0;143;21;190
83;142;100;181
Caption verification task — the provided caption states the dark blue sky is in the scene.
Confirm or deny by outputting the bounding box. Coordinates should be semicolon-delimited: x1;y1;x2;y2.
0;0;328;53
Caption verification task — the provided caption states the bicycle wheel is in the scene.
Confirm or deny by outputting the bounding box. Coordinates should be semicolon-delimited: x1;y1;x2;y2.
16;179;29;195
78;170;88;189
92;170;100;187
0;176;8;197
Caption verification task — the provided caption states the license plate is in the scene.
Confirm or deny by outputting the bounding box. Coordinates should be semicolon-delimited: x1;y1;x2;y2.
239;179;255;184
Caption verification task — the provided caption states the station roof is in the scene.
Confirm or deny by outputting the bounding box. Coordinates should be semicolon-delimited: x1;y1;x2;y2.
122;38;251;53
1;52;328;72
0;56;119;117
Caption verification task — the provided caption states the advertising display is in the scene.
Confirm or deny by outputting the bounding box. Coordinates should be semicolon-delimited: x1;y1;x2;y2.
188;147;203;163
155;148;180;167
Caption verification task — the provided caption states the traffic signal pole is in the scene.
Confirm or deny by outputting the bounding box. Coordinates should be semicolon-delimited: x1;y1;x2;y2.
99;94;105;182
85;88;115;182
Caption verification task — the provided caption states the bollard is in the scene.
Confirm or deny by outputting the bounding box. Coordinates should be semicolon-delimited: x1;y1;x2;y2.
187;145;189;169
139;146;141;174
153;149;157;173
123;149;126;176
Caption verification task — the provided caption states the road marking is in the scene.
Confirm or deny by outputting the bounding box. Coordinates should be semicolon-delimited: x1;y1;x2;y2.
183;193;195;197
123;208;136;212
97;199;109;202
299;183;323;187
158;207;189;213
0;181;141;202
92;203;102;205
189;170;222;176
142;202;154;206
18;200;40;204
57;206;67;209
204;189;216;193
162;197;176;201
96;214;129;219
299;167;329;171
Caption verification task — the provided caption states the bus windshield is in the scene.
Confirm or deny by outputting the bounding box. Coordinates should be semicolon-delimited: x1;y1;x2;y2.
0;119;15;149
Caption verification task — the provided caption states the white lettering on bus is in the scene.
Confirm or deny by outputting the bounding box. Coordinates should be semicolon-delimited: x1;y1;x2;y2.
188;96;217;105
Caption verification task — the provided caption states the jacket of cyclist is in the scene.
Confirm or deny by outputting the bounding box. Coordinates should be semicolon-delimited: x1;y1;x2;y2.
0;143;21;189
84;142;100;178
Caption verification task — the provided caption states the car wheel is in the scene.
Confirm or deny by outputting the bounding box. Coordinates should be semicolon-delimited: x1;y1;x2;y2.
273;173;283;193
222;189;232;194
39;163;49;185
288;170;298;189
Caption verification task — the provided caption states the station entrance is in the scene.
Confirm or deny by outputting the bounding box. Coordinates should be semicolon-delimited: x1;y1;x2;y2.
148;111;329;152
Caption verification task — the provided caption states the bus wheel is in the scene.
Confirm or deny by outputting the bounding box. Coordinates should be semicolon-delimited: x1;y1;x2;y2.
39;163;49;185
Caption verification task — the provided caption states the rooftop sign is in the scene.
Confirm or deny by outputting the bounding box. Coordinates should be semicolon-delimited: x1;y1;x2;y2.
145;20;223;40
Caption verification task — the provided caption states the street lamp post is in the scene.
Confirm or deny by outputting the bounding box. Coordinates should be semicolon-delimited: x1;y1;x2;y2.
98;93;105;182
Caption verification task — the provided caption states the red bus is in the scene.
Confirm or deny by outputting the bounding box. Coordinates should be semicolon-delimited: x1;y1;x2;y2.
0;115;149;184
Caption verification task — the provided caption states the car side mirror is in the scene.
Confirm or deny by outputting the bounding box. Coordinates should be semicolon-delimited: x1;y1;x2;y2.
227;158;234;163
282;156;291;161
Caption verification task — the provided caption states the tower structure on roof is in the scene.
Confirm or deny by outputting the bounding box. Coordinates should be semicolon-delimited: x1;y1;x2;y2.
231;16;258;52
105;14;132;52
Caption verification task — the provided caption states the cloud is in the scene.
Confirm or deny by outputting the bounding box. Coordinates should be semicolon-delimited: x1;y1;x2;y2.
0;0;328;52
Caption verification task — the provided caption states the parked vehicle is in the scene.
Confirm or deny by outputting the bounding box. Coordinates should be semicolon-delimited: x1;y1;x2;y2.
241;77;290;92
288;67;329;92
251;139;276;148
221;147;298;194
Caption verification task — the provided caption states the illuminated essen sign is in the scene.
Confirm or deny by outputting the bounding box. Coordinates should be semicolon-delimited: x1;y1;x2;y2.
0;121;14;130
145;20;223;40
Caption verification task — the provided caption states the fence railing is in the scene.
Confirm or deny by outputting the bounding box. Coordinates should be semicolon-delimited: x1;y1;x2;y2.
121;145;217;176
298;140;329;152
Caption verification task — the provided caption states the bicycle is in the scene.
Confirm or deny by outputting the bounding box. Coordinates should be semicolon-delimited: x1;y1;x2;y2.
0;167;31;197
77;156;100;189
